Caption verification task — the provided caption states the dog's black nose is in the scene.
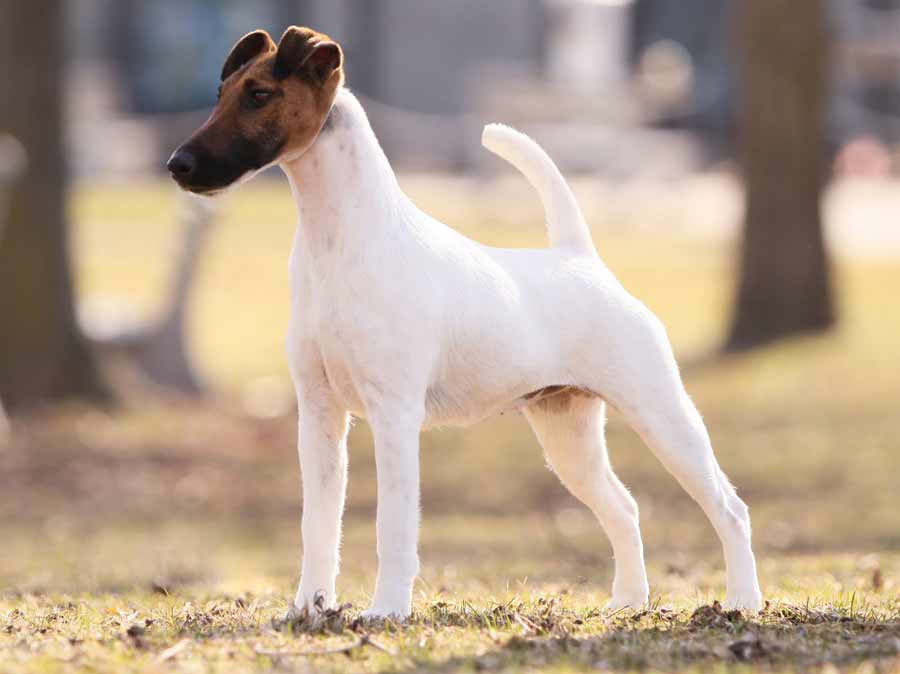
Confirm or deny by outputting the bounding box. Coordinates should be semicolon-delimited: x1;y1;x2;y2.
167;149;196;177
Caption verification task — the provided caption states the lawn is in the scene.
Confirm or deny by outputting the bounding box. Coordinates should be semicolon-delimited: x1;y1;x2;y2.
1;176;898;672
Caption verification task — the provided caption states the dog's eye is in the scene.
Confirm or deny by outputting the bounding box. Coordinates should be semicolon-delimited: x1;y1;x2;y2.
250;89;272;107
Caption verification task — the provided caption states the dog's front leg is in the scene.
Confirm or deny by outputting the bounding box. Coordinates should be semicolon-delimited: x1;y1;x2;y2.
361;404;424;620
291;388;350;616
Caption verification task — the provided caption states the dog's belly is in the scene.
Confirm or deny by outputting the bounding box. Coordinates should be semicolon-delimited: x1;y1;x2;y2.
318;348;554;427
423;384;595;428
423;385;511;427
423;375;566;427
320;358;527;427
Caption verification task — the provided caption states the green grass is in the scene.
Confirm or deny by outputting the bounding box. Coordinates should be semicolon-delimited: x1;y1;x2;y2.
1;176;898;672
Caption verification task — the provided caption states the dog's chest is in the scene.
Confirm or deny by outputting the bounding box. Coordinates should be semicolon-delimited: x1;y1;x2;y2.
290;252;381;416
304;306;370;417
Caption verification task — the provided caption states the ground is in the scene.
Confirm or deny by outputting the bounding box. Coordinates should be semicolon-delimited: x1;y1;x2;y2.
1;177;898;673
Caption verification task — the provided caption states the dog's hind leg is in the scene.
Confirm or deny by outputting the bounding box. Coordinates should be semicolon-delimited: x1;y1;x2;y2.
595;317;763;611
525;393;650;610
627;394;761;610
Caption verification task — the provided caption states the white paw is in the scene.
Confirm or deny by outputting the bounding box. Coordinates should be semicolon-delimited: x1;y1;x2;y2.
291;588;335;616
362;579;413;621
604;597;646;613
359;608;410;622
604;592;649;613
360;603;411;622
724;588;763;613
604;581;649;612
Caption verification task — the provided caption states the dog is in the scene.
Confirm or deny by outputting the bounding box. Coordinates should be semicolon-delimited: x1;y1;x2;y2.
168;26;763;620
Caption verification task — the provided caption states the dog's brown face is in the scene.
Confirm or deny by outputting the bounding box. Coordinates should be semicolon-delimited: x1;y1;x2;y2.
168;27;343;194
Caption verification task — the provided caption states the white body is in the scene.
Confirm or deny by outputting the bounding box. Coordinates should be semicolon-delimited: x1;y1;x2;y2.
282;88;762;619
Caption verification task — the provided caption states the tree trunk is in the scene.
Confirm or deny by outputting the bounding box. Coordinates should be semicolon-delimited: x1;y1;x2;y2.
0;0;107;409
726;0;834;351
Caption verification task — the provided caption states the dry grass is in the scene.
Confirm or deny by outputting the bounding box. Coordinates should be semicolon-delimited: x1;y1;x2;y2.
1;177;898;672
2;554;898;673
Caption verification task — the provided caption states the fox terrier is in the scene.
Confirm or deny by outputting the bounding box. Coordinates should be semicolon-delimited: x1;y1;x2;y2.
169;26;763;620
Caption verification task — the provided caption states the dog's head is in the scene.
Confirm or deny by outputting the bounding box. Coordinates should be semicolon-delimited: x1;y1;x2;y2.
167;26;343;195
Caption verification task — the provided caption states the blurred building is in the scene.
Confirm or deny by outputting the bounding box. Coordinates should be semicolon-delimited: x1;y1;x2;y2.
68;0;900;175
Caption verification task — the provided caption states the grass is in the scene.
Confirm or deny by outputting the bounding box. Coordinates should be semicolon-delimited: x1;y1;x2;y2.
1;175;899;672
2;548;898;673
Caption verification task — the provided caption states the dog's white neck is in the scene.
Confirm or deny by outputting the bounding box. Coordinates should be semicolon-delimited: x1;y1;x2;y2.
280;88;404;258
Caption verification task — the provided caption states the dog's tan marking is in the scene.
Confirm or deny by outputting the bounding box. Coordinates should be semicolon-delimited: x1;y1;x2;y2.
171;26;344;193
212;27;341;157
220;30;274;82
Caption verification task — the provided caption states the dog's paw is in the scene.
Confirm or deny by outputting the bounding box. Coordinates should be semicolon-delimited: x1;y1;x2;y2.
604;592;649;613
359;604;411;623
604;581;649;613
292;587;336;614
276;591;351;634
724;588;763;613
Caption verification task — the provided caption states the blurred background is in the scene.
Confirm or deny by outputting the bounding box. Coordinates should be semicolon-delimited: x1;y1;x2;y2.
0;0;897;604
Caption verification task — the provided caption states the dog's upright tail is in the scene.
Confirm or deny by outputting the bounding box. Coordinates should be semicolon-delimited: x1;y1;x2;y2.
481;123;595;255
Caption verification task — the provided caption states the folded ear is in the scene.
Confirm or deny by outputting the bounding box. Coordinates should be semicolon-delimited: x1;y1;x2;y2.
221;30;276;82
274;26;343;85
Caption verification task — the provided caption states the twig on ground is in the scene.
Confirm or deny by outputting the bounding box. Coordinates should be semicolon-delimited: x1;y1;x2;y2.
513;613;539;634
255;634;397;658
155;639;191;663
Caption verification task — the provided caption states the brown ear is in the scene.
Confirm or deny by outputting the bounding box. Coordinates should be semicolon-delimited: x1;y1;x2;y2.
221;30;275;82
274;26;342;85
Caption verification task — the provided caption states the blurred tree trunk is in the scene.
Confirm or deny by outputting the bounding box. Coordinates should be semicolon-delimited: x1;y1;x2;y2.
0;0;107;409
726;0;834;351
